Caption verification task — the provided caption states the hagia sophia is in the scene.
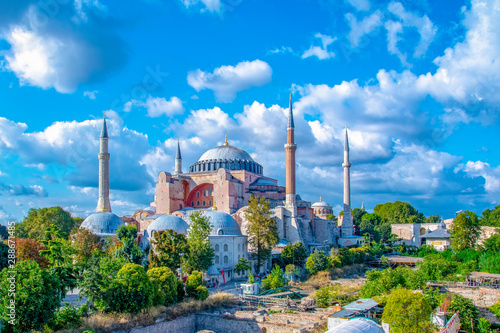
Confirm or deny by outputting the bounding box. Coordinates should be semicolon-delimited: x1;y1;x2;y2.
81;96;361;282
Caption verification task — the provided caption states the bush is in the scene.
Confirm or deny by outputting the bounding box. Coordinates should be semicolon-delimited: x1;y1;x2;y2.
247;272;255;283
49;303;85;331
147;266;178;306
186;271;203;297
262;265;288;290
306;250;331;275
360;266;426;298
195;285;209;300
382;288;433;333
489;299;500;319
176;279;185;302
449;294;479;333
312;284;361;308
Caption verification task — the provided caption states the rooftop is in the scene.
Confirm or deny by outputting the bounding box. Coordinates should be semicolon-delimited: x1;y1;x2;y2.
343;299;379;312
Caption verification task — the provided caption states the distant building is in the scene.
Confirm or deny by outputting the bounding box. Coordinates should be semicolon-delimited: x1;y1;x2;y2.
420;223;451;250
392;222;448;247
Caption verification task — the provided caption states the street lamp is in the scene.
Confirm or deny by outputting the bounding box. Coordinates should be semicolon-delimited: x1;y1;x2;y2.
178;253;184;279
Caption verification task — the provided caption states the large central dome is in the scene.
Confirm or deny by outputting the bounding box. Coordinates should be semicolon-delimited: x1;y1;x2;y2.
189;142;263;175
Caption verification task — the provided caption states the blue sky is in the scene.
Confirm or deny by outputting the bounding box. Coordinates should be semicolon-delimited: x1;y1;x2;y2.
0;0;499;223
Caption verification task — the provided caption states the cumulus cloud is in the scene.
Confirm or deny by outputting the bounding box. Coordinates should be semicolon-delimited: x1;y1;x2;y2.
181;0;222;13
0;182;48;197
187;60;272;102
346;10;383;47
0;1;128;93
462;161;500;202
83;90;98;99
127;96;185;117
302;33;337;60
345;0;371;11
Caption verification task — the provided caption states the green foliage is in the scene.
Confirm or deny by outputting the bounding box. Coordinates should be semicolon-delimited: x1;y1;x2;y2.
477;318;491;333
186;270;203;297
176;279;185;302
478;251;500;274
374;201;425;224
381;288;433;333
488;299;500;319
184;211;214;273
247;272;255;283
426;214;441;223
0;241;9;270
418;254;460;280
103;263;155;313
235;257;251;275
482;233;500;252
285;264;300;281
262;264;288;290
450;211;480;250
422;287;445;309
245;195;279;273
352;207;367;235
306;250;331;275
116;225;138;240
149;229;188;271
147;266;178;306
449;294;479;333
281;241;307;266
0;225;8;240
0;260;62;333
195;285;209;300
360;266;426;298
18;206;80;240
48;303;85;331
70;228;103;272
114;236;145;265
480;205;500;227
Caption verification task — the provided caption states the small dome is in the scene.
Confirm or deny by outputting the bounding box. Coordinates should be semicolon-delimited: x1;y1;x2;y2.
147;214;189;236
81;212;124;235
202;211;242;236
312;199;331;208
142;206;156;213
198;145;254;162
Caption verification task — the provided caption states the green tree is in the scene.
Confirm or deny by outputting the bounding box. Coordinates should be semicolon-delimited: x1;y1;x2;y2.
418;254;460;280
450;211;480;250
114;225;145;264
0;242;9;271
147;266;178;306
480;205;500;227
262;264;288;290
306;250;331;275
0;225;8;240
382;288;433;333
149;229;188;271
426;214;441;223
235;257;251;276
183;211;214;274
0;260;62;333
281;241;307;266
70;228;104;271
374;201;425;224
352;207;367;235
18;207;80;240
245;195;279;273
186;270;208;300
449;294;479;333
104;263;155;313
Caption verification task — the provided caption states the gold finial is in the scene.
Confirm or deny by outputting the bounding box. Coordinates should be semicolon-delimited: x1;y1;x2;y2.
212;197;217;211
101;202;106;212
320;196;322;201
167;206;171;215
223;134;228;146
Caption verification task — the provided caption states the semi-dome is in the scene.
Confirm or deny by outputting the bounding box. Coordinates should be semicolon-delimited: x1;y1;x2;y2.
202;210;242;236
189;142;263;175
147;214;189;237
81;212;124;236
312;199;332;208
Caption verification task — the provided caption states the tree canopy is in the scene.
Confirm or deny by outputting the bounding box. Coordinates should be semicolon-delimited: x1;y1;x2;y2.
281;241;307;266
184;211;214;274
480;205;500;227
245;195;279;273
374;201;425;224
18;207;81;240
450;211;480;250
149;229;188;271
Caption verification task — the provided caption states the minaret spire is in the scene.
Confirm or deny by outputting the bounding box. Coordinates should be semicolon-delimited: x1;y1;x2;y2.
285;93;297;211
96;116;112;213
174;139;183;175
341;126;353;237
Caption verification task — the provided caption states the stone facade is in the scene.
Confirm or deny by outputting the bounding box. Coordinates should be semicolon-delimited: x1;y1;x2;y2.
392;223;445;247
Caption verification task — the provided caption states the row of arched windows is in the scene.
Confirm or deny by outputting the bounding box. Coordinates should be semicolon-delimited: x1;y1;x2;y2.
189;161;263;174
214;255;229;264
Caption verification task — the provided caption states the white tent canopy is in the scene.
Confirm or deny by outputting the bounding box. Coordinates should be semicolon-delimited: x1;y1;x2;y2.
325;318;384;333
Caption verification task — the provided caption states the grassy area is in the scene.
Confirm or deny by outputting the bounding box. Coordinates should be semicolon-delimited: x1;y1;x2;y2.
290;264;367;290
82;293;240;332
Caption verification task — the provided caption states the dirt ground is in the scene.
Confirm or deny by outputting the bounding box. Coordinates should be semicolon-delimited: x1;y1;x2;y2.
447;287;500;324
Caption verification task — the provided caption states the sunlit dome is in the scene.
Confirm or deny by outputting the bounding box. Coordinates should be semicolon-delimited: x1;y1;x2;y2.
147;214;189;236
81;212;124;236
202;210;242;236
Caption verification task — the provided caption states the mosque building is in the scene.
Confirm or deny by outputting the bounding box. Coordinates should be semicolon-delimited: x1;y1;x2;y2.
82;95;361;281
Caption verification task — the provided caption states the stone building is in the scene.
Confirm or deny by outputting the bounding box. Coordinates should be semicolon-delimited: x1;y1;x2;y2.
392;222;448;247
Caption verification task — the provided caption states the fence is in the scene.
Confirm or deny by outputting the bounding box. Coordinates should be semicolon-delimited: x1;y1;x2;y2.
427;280;500;289
238;294;301;308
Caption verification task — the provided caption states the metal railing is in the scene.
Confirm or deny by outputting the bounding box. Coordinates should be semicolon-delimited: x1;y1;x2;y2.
427;280;500;289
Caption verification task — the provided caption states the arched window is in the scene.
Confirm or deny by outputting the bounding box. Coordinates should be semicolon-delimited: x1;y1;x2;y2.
238;244;241;252
215;244;219;252
196;192;200;198
203;200;206;206
218;229;224;235
224;256;228;264
209;200;212;206
224;244;228;252
215;256;219;264
197;200;200;206
191;201;194;206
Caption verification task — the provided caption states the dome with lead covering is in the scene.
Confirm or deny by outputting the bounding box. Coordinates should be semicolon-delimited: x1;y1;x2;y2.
81;212;124;236
147;214;189;236
189;143;263;175
312;199;331;208
202;210;242;236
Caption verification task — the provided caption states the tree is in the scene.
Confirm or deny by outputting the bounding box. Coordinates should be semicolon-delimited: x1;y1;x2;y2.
18;207;80;240
114;225;145;264
306;250;331;275
480;205;500;227
149;229;188;271
426;214;441;223
0;225;8;240
70;228;104;271
0;242;9;271
186;270;208;300
281;241;307;266
450;211;480;250
0;260;62;333
235;257;251;276
262;264;288;290
104;263;155;313
15;238;50;268
184;211;214;273
245;195;279;273
147;266;178;306
374;201;425;224
449;294;479;333
381;288;433;333
353;207;368;235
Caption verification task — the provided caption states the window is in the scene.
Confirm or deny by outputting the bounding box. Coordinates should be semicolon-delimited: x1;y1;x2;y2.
197;200;200;206
191;201;194;206
224;256;228;264
203;200;206;206
224;244;228;252
197;192;200;198
238;244;241;252
218;229;224;235
209;200;212;206
215;244;219;252
215;256;219;264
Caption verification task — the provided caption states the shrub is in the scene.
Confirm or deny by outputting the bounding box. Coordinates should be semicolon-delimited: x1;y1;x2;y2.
186;271;203;297
489;299;500;319
195;285;209;301
382;288;433;333
49;303;84;331
176;279;185;302
306;250;331;275
262;265;288;290
247;272;255;283
449;294;479;333
360;266;425;298
147;266;178;306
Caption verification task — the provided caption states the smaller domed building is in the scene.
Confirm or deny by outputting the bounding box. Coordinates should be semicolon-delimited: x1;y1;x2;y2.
144;214;189;245
81;211;124;236
312;198;333;219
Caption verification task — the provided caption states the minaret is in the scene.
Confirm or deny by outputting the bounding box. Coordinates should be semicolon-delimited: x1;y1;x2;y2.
96;116;112;212
174;139;182;175
285;93;297;210
341;126;353;236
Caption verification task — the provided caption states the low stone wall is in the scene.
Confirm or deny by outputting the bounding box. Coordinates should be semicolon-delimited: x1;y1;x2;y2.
129;315;195;333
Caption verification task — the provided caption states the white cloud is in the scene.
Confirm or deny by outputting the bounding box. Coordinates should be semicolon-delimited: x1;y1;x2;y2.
181;0;221;12
385;20;409;67
183;107;235;138
302;33;337;60
144;96;184;117
346;10;383;47
83;90;98;99
187;60;272;102
268;46;294;55
345;0;371;11
462;161;500;200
